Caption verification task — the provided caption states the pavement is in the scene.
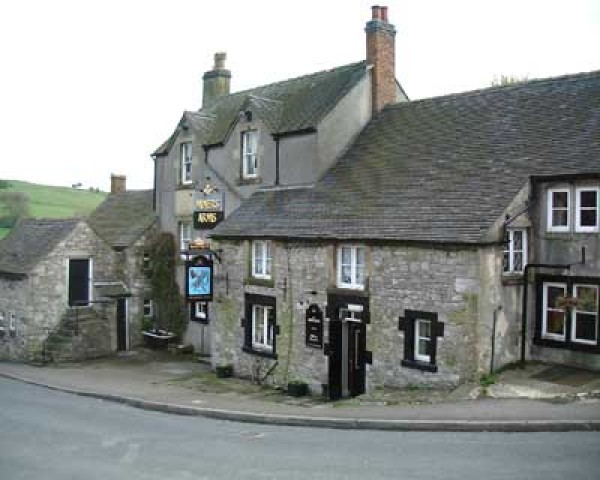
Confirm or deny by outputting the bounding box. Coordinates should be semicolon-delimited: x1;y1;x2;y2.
1;349;599;432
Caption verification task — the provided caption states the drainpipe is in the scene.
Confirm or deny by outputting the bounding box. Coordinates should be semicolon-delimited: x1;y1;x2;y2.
273;134;280;186
520;263;571;367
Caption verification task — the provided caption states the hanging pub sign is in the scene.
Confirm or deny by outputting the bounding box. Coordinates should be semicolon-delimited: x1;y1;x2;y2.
185;256;213;301
193;184;224;230
305;304;324;348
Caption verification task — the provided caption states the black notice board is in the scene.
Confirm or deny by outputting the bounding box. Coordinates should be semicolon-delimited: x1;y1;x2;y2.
305;304;324;348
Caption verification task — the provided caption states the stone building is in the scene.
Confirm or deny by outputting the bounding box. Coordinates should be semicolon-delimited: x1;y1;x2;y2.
209;70;600;398
88;175;157;350
0;175;157;361
152;6;406;351
0;219;116;361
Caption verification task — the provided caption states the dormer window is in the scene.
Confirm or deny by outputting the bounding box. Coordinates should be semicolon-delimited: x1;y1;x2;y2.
242;131;258;179
576;187;599;232
547;188;570;232
180;142;192;185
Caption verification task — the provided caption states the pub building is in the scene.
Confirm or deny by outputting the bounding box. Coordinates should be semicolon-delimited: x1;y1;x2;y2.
207;69;600;399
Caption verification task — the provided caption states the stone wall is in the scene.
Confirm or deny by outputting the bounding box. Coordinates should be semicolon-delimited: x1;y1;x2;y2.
211;239;485;393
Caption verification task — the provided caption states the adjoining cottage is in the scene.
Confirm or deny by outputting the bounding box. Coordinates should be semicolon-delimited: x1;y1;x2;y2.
0;175;157;361
88;175;158;350
152;5;406;353
209;70;600;399
0;218;116;361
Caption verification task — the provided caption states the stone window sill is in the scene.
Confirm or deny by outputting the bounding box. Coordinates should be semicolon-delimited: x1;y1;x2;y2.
401;359;438;373
242;345;278;360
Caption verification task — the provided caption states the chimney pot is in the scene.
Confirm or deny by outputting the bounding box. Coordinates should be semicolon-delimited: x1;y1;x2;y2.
110;174;126;194
371;5;381;20
380;6;388;22
202;51;231;108
214;52;226;69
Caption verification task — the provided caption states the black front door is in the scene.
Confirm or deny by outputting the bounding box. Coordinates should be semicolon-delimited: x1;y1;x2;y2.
327;293;369;400
116;298;127;351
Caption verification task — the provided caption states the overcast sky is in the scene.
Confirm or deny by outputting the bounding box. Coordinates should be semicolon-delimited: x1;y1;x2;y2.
1;0;598;191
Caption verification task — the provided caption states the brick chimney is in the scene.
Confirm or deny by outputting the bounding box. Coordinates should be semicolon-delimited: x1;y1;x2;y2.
365;5;397;115
202;52;231;107
110;174;126;194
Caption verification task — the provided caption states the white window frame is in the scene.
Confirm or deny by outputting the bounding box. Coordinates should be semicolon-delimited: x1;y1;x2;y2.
575;187;599;233
252;304;273;352
67;257;93;307
414;318;432;363
179;221;192;252
143;299;153;318
242;131;258;179
142;252;151;271
547;188;570;232
180;142;193;185
571;284;599;345
542;282;567;341
503;229;527;273
0;311;4;331
251;240;272;279
337;245;366;290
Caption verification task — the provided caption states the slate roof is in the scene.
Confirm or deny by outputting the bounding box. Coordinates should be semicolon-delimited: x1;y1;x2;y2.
152;61;368;156
0;219;80;275
88;190;156;248
211;70;600;244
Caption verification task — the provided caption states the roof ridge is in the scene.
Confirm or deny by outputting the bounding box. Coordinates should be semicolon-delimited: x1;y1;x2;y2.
199;60;366;111
385;68;600;111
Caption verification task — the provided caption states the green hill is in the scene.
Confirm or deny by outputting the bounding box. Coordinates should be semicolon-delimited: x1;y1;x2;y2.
0;180;107;239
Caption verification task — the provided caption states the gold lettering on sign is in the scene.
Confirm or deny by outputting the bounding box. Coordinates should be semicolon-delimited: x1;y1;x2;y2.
199;213;218;223
195;200;220;210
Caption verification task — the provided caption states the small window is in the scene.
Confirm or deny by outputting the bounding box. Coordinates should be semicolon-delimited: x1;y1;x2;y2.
575;187;599;232
180;142;192;185
547;188;570;232
337;245;366;290
542;282;567;341
414;319;432;363
503;229;527;273
399;310;444;373
572;284;598;345
179;221;192;252
142;252;151;272
243;294;277;358
68;258;92;307
0;311;4;331
252;240;272;279
242;131;258;179
143;299;153;318
8;312;16;332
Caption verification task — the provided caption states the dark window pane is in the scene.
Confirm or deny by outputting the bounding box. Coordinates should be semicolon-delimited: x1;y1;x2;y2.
547;286;565;308
546;310;565;335
553;191;568;208
580;191;597;208
574;313;597;342
552;210;568;226
513;231;523;250
513;253;523;271
503;252;509;272
580;209;597;227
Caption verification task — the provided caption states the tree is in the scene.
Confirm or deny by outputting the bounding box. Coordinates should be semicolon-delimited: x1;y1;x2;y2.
0;191;30;228
491;74;529;87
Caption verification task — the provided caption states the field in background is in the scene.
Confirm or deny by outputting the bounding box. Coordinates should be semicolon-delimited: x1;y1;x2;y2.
0;180;106;239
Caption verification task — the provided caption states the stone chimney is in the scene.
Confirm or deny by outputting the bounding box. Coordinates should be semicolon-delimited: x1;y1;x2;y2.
365;5;397;115
202;52;231;107
110;174;126;194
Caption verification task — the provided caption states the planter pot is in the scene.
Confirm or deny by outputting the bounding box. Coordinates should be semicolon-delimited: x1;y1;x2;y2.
287;381;309;397
215;364;233;378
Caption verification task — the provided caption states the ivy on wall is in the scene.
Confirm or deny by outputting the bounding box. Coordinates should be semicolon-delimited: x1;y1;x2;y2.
148;232;186;338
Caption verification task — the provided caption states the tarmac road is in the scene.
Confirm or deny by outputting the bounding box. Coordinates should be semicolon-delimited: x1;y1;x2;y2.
1;378;599;480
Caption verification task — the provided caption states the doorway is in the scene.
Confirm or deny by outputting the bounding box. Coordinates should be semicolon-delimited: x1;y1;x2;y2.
116;298;128;351
327;294;368;400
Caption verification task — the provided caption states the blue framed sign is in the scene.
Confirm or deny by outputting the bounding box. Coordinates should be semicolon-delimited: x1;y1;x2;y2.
185;257;213;301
